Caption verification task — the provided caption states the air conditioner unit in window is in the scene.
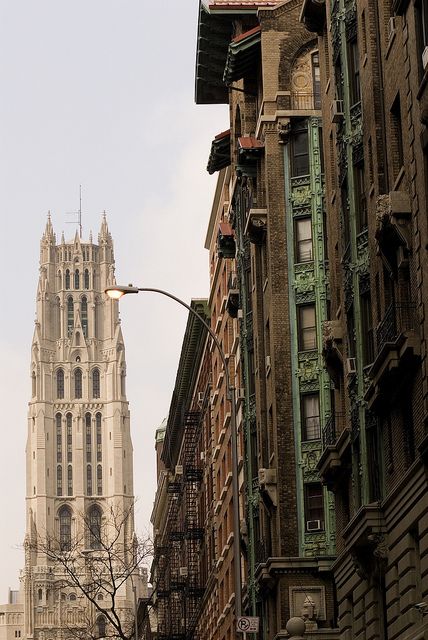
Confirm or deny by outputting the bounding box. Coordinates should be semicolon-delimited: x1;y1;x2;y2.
175;465;183;475
346;357;357;376
306;519;321;531
423;46;428;70
387;16;396;41
330;99;344;123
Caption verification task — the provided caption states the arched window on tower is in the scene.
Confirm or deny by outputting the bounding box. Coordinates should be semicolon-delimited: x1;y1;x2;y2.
66;413;72;462
57;369;64;399
67;297;74;336
87;464;92;496
96;615;106;639
97;465;102;496
32;371;36;397
88;505;102;549
74;369;82;399
55;296;61;338
92;369;100;399
96;413;102;462
67;465;73;496
65;270;70;290
84;269;90;289
81;296;88;338
56;465;62;496
85;413;92;463
56;413;62;463
59;505;72;551
74;269;80;290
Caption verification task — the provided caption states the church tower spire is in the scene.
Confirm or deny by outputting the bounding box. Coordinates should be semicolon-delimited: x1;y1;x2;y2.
23;218;143;640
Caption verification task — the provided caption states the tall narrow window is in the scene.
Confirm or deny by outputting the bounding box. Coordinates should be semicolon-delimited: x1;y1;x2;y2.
97;615;106;638
67;465;73;496
88;505;102;549
87;465;93;496
291;128;310;177
298;305;317;351
120;370;126;397
57;465;63;496
96;413;102;462
348;39;361;105
74;369;82;399
59;506;72;550
86;413;92;463
294;218;313;263
65;270;70;290
301;394;321;441
84;269;90;289
32;371;36;397
361;293;375;365
97;465;102;496
81;296;88;338
416;0;428;79
354;163;367;232
312;51;321;109
391;94;404;181
74;269;80;290
92;369;100;398
57;369;64;399
56;413;62;463
55;296;61;339
67;297;74;336
66;413;72;462
304;483;324;530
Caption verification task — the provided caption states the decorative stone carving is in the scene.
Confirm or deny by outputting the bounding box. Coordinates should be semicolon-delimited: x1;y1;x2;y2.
289;586;326;623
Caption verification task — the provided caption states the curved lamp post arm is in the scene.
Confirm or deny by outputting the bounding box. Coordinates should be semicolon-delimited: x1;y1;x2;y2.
105;285;243;620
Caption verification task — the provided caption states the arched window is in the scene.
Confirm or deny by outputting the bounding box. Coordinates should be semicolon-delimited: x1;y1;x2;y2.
38;588;42;602
65;269;70;290
96;615;106;639
74;369;82;399
32;371;36;397
87;464;92;496
66;413;72;462
55;296;61;338
56;414;62;463
92;369;100;399
67;297;74;336
74;269;80;289
57;369;64;399
67;465;73;496
85;413;92;463
88;505;102;549
84;269;90;289
97;465;102;496
69;593;76;602
59;506;72;551
56;465;62;496
81;296;88;338
96;413;102;462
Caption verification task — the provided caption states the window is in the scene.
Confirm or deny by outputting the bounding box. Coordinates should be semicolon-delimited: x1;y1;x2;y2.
67;465;73;496
301;394;321;441
93;369;100;399
65;269;70;290
66;413;72;462
59;506;72;551
391;94;404;181
56;414;62;463
96;413;102;462
74;369;82;399
57;369;64;399
81;296;88;338
87;465;92;496
96;615;106;639
57;465;63;497
416;0;428;79
67;297;74;336
32;371;36;397
304;483;324;530
298;305;317;351
86;413;92;463
361;293;375;365
97;465;102;496
295;217;313;263
312;51;321;109
120;370;126;397
88;505;102;549
84;269;90;289
74;269;80;289
354;163;367;232
291;128;310;177
348;39;361;105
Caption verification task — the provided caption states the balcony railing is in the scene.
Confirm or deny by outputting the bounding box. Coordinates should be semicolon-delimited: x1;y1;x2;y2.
376;303;417;354
322;412;345;449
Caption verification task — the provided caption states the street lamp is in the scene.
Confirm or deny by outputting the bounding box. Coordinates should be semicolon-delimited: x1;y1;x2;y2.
105;285;243;620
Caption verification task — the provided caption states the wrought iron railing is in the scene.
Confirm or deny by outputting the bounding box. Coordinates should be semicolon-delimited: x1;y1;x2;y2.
376;303;417;354
254;539;270;566
322;412;345;449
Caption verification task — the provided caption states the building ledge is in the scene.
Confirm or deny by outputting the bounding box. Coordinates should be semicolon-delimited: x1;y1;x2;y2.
255;556;336;590
317;428;351;492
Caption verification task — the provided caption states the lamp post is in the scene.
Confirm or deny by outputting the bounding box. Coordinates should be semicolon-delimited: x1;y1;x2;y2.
105;285;243;620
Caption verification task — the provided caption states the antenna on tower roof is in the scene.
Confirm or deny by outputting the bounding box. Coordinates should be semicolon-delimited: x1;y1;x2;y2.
66;185;83;238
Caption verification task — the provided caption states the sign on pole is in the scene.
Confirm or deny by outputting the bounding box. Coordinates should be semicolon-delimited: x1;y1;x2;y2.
237;617;260;634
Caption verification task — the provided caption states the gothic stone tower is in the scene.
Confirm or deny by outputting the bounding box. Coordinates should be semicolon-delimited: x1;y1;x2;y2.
23;216;140;640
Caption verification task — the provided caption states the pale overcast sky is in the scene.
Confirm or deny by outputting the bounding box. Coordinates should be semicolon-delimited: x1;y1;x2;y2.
0;1;226;595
